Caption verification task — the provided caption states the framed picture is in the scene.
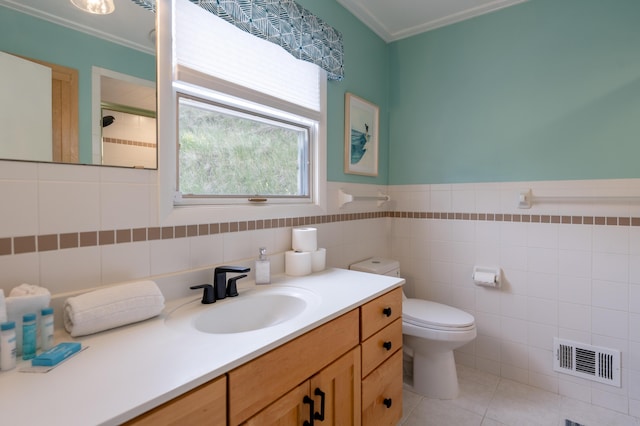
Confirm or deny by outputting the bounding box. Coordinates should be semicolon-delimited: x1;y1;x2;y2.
344;92;379;176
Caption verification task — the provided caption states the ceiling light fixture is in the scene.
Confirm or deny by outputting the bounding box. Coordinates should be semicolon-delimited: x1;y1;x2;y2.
70;0;115;15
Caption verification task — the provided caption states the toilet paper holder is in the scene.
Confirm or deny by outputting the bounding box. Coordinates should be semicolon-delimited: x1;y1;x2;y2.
472;266;501;288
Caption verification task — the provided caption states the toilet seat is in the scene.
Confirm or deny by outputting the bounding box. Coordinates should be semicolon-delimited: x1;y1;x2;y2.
403;299;475;331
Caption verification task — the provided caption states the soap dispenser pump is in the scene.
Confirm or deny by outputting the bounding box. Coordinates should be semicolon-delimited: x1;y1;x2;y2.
255;247;271;285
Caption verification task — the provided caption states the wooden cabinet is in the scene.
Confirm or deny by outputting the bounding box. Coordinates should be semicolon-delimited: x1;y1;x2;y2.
243;347;361;426
229;309;360;425
360;287;403;426
124;375;226;426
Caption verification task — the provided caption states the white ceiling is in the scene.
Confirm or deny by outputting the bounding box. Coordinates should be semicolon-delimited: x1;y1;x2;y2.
101;75;156;112
336;0;528;42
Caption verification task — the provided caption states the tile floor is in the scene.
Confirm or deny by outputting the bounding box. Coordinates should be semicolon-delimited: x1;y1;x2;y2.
399;364;640;426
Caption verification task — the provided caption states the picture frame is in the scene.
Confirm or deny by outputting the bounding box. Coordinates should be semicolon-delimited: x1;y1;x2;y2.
344;92;379;176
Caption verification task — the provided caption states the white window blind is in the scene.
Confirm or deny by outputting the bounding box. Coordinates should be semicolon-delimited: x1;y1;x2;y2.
175;0;321;112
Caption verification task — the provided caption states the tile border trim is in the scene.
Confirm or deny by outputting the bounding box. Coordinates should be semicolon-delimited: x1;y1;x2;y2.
102;137;156;149
1;211;638;256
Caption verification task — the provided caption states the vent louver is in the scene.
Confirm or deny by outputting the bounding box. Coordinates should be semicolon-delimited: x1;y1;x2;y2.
553;338;620;387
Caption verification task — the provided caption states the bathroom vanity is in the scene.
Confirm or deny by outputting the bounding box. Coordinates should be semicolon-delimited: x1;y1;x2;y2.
128;287;403;425
0;268;403;426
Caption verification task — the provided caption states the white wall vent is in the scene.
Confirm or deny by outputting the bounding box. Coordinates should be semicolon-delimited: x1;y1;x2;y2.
553;338;621;387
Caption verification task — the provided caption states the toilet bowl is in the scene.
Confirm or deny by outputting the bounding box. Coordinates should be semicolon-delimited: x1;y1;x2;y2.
402;296;476;399
349;257;477;400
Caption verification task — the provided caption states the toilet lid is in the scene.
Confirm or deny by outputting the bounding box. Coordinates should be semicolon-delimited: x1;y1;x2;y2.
403;299;475;330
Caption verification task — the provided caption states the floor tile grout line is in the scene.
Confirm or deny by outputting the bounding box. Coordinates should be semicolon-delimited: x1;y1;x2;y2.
480;375;502;424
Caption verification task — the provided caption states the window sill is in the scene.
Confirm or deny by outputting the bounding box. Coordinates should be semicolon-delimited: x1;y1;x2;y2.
160;200;327;227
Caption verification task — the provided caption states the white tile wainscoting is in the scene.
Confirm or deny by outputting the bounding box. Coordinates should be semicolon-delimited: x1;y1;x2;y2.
389;180;640;418
0;158;639;419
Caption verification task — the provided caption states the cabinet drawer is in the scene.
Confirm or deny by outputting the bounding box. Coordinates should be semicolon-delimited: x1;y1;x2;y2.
125;375;226;426
228;309;359;425
360;287;402;340
362;350;403;426
361;318;402;378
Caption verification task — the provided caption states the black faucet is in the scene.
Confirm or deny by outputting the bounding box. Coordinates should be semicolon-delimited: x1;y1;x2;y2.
190;266;250;304
213;266;250;300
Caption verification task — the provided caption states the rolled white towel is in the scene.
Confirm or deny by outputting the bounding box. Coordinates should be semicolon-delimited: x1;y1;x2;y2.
9;283;50;297
64;280;165;337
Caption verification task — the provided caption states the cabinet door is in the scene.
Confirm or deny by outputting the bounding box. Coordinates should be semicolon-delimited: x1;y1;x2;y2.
242;382;311;426
309;347;362;426
125;375;226;426
228;310;359;425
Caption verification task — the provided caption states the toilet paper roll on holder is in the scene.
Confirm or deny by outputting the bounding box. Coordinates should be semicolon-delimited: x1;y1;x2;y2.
472;266;501;288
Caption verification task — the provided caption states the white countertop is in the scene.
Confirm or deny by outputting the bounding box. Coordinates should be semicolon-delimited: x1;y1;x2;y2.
0;268;403;426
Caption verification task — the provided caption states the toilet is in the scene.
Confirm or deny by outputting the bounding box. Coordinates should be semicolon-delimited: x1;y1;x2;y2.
350;257;476;399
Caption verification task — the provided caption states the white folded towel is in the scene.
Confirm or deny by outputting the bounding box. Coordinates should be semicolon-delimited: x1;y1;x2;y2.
63;280;165;337
9;283;50;297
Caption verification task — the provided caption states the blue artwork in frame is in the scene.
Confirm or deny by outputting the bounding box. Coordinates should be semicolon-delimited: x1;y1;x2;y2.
344;93;379;176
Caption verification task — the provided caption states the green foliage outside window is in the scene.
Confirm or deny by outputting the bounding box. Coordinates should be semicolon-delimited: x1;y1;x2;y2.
178;97;309;197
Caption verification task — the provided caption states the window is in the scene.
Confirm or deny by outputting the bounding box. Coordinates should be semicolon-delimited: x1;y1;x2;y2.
176;94;314;203
172;0;325;207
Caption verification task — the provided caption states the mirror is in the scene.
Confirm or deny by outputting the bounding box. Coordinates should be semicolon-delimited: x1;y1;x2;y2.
0;0;157;168
97;69;157;168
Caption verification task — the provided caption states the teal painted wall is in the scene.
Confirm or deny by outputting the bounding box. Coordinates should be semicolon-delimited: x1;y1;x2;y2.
389;0;640;184
0;7;155;164
296;0;390;184
10;0;637;185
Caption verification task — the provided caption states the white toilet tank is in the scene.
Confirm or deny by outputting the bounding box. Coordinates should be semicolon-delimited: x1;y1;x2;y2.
349;257;400;278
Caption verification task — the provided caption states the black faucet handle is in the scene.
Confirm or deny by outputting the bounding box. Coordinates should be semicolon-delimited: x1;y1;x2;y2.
190;284;216;304
214;265;251;274
226;274;247;297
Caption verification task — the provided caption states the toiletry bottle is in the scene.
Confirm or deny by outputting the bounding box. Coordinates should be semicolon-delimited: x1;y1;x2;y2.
1;321;17;370
22;313;37;360
255;247;271;285
40;308;54;351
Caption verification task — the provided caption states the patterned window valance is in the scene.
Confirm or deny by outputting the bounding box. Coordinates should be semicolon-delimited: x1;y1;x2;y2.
130;0;344;81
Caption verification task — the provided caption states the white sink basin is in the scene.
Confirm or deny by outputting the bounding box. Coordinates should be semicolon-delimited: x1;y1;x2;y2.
166;286;321;334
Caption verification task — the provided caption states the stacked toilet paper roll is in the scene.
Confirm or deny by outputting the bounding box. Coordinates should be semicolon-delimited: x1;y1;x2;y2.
292;227;317;252
311;248;326;272
285;250;312;276
286;228;326;276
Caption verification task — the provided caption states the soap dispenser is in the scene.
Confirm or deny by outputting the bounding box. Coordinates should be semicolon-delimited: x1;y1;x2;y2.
255;247;271;285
